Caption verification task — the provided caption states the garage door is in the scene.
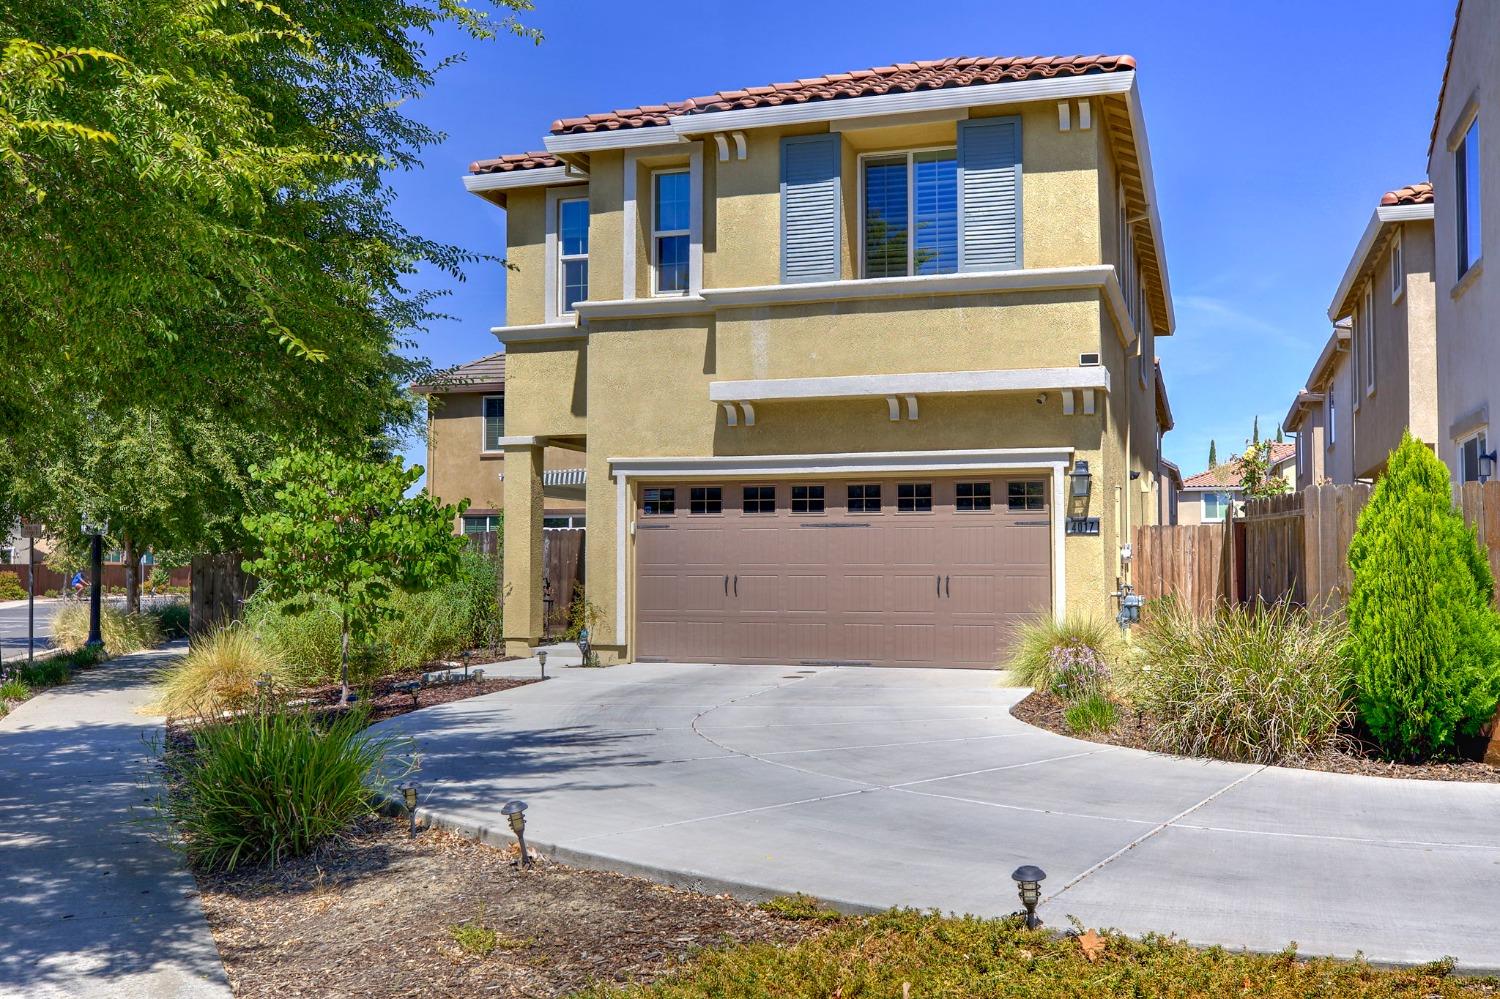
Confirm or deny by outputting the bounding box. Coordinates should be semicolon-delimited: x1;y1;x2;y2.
634;475;1052;668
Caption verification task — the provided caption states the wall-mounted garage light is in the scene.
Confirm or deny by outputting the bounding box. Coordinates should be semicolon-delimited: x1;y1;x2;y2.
1481;450;1497;483
1069;461;1092;499
1011;865;1046;929
503;799;531;867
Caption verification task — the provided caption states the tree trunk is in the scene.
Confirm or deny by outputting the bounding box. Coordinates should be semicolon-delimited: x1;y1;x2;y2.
339;614;351;706
123;537;140;616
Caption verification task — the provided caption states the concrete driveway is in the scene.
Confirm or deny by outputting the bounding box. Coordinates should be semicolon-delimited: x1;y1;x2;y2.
372;658;1500;971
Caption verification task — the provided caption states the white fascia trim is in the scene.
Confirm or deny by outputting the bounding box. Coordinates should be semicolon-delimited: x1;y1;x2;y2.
609;447;1075;479
1123;82;1174;335
492;321;582;346
546;126;690;155
1327;203;1435;321
494;435;544;448
708;367;1111;404
463;167;581;194
575;295;710;320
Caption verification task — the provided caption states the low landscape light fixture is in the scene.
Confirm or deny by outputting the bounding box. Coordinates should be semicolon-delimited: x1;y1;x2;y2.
536;649;548;679
399;781;420;838
1069;461;1092;499
502;799;530;867
1011;865;1047;930
394;679;420;707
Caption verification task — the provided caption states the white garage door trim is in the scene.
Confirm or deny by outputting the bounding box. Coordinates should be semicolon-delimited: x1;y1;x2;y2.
611;448;1073;644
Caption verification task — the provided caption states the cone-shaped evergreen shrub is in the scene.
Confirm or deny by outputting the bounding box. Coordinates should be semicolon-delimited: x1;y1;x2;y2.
1346;431;1500;759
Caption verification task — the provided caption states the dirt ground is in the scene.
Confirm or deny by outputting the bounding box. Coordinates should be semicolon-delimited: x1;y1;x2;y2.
197;817;816;998
1013;690;1500;783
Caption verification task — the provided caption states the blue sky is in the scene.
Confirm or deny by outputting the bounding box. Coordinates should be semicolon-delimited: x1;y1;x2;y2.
389;0;1454;479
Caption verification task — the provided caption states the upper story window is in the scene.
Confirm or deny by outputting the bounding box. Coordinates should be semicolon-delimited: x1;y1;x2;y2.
482;395;505;451
652;170;691;294
861;150;958;278
1327;391;1336;448
558;197;589;314
1360;285;1375;396
1389;228;1404;303
1457;116;1482;278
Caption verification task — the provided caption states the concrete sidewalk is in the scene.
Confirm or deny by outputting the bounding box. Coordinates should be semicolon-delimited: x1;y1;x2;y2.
372;660;1500;972
0;643;230;998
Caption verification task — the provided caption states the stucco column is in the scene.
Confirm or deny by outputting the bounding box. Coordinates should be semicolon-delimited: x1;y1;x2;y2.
502;443;545;657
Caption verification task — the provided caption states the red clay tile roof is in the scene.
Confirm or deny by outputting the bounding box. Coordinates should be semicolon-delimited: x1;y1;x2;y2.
1381;182;1434;206
469;151;562;176
1181;442;1297;490
548;55;1136;135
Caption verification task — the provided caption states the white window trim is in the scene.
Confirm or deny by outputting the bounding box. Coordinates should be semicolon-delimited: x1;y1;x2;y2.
855;145;957;280
1362;284;1376;398
1454;112;1483;280
555;194;589;319
1459;428;1490;484
481;394;505;454
650;166;691;296
622;144;703;300
543;185;588;323
1327;392;1336;449
1389;228;1404;305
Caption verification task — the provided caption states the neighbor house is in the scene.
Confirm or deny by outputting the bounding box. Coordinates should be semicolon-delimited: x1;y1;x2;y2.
467;55;1177;666
1284;320;1356;488
1431;0;1499;484
1176;442;1297;525
1317;182;1439;480
414;353;586;535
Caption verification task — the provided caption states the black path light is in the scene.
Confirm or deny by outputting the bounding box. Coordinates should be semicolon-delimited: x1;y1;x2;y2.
399;781;420;838
502;799;530;867
536;649;548;679
1011;865;1047;929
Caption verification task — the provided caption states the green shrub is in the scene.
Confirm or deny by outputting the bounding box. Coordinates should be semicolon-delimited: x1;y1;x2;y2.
21;658;70;688
1063;692;1118;735
0;678;31;702
161;707;399;871
152;600;191;640
1130;598;1351;764
563;584;604;644
1347;432;1500;759
1004;614;1123;694
52;604;162;655
155;627;289;718
0;571;26;601
757;894;842;923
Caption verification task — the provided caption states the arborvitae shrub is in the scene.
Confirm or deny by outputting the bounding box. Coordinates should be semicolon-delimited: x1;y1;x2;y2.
1346;431;1500;759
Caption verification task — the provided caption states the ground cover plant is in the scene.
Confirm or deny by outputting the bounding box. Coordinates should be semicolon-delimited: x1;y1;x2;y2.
1346;432;1500;760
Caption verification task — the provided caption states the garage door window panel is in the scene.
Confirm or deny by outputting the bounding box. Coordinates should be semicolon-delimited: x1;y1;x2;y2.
897;483;933;513
1007;481;1045;512
847;483;882;513
956;482;992;512
792;485;826;514
644;488;676;515
742;486;776;514
690;487;722;515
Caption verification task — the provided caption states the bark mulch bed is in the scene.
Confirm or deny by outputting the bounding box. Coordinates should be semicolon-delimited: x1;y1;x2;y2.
1013;690;1500;783
197;816;818;999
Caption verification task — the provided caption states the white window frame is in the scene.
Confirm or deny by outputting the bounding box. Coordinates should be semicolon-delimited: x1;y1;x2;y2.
1201;491;1232;523
1459;429;1490;484
650;167;692;297
481;395;505;453
1361;284;1375;397
1327;392;1336;449
543;184;588;323
556;194;589;318
1389;228;1404;304
856;146;958;280
1455;113;1482;279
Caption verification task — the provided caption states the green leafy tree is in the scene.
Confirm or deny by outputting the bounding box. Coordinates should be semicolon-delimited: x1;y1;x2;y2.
243;450;469;704
1239;440;1290;499
1347;432;1500;759
1208;440;1218;468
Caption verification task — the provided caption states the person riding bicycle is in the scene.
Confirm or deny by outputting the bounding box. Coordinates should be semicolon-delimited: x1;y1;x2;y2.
70;570;86;598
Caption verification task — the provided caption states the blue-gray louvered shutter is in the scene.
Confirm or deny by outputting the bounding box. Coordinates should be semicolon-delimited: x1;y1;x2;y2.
957;117;1021;271
780;134;842;283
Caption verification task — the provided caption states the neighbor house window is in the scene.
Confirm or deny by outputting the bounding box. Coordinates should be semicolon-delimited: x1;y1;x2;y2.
956;482;991;511
1202;491;1233;522
558;197;589;314
897;483;933;513
462;515;501;535
1457;116;1482;277
1389;228;1404;303
742;486;775;514
862;150;958;278
1327;392;1337;448
689;487;722;515
791;485;825;514
482;395;505;451
543;515;586;529
1007;481;1045;512
652;170;691;294
643;488;675;515
1361;285;1375;396
1460;431;1489;484
847;483;881;512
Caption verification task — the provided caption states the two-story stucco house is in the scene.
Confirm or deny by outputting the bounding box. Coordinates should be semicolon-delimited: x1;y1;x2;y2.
414;353;585;535
467;55;1176;667
1431;0;1498;484
1289;183;1439;482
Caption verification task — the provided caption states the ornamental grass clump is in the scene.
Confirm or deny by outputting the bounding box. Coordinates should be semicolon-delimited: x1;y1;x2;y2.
154;626;290;719
1005;614;1123;694
161;707;400;872
1346;432;1500;760
1131;598;1350;764
52;603;161;655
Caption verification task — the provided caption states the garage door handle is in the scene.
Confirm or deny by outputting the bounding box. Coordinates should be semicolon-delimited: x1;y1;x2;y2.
733;575;738;597
935;575;941;596
945;575;950;597
724;575;728;595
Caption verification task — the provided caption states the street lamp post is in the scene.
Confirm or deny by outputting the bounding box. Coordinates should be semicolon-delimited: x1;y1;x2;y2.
82;517;107;652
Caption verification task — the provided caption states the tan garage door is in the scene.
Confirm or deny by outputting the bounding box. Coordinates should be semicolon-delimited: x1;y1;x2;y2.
634;475;1052;668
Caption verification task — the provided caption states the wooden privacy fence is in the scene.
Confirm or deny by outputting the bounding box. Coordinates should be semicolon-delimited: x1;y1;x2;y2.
1134;524;1226;616
469;528;584;636
1457;482;1500;591
190;554;257;636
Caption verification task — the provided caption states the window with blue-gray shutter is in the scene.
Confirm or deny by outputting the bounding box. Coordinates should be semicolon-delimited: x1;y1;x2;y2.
781;134;842;283
957;117;1021;271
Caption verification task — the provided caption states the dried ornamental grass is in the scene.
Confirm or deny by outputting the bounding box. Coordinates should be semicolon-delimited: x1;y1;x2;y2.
51;603;161;654
1005;614;1124;693
154;626;290;718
